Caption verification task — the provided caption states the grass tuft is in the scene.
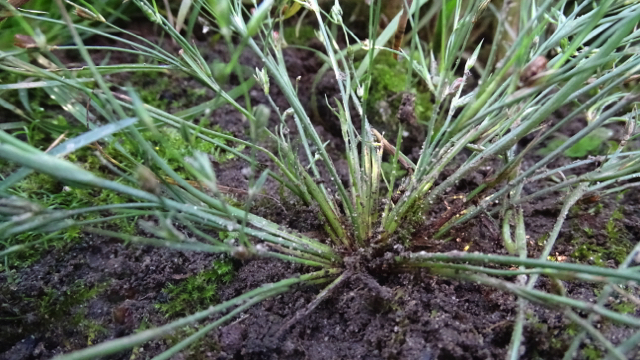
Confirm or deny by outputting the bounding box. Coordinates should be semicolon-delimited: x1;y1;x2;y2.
2;0;640;358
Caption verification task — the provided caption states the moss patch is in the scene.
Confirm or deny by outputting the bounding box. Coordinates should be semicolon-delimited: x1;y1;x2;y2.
571;208;632;267
156;259;235;318
283;24;317;46
537;127;615;158
583;345;602;360
2;101;242;271
358;52;432;129
2;279;109;323
1;144;138;271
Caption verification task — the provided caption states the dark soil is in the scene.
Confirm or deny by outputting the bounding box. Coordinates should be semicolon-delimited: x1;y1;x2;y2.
2;16;640;360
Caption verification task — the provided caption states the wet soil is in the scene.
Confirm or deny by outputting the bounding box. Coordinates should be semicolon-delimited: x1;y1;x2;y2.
2;17;640;360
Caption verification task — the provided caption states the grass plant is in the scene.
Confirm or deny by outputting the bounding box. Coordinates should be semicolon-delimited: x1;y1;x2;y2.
2;0;640;358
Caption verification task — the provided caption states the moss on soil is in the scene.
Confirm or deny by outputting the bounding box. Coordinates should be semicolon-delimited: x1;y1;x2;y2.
156;259;235;318
1;277;108;330
283;24;317;46
571;207;632;267
358;52;432;129
1;64;245;272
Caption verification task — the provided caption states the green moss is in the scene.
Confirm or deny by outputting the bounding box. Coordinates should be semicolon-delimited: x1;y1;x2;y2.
0;72;77;144
537;128;614;158
571;207;631;267
565;323;579;337
536;233;549;247
604;209;631;264
587;202;604;215
529;315;550;333
549;336;564;350
283;25;317;46
572;242;605;267
583;345;602;360
358;52;433;128
381;161;407;181
2;117;241;271
365;53;407;104
158;126;239;169
415;92;432;124
111;126;241;179
187;86;208;99
0;0;126;49
0;280;107;348
72;310;109;346
135;75;172;109
0;158;14;176
218;231;240;245
611;208;625;221
129;70;180;110
0;71;56;108
156;259;235;318
127;70;209;111
36;280;108;321
5;278;110;346
0;228;82;271
593;287;603;297
2;146;138;271
162;324;222;358
394;197;433;247
613;300;636;314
